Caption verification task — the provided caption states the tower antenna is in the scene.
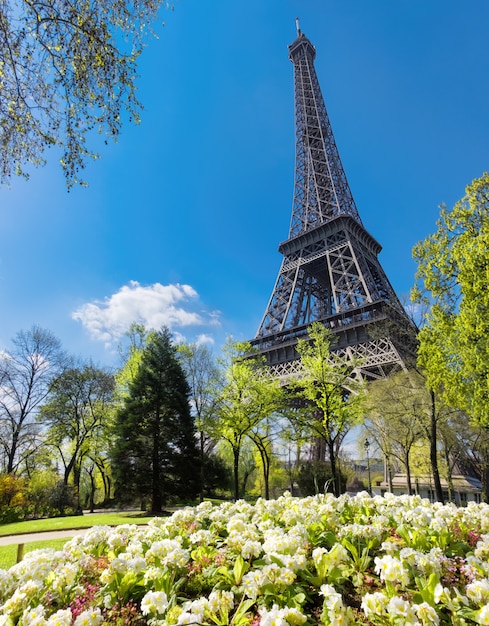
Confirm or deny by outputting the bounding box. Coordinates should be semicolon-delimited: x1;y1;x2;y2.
295;17;301;37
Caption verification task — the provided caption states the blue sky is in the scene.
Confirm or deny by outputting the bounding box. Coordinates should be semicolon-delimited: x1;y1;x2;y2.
1;1;489;366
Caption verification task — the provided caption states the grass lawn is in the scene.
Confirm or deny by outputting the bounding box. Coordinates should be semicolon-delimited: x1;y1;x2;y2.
0;511;157;570
0;511;155;537
0;502;227;570
0;539;69;570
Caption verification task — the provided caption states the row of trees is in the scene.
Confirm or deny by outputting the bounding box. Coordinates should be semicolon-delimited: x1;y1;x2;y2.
360;172;489;504
0;319;367;515
2;315;487;517
409;172;489;500
1;174;488;512
365;369;489;502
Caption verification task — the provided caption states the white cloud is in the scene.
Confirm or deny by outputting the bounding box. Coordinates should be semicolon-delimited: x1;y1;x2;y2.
72;281;220;345
195;334;215;346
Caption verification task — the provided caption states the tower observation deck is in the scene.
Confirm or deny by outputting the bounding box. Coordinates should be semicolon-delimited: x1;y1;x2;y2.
250;25;417;382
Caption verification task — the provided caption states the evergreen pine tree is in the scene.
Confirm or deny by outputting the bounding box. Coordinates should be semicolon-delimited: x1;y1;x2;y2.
112;327;198;512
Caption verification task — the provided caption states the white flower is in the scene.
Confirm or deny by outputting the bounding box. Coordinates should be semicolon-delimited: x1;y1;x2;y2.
374;554;410;585
175;598;206;624
361;592;389;617
415;602;440;625
274;552;307;572
320;584;343;612
433;583;446;604
380;539;399;554
226;517;248;534
52;563;78;590
143;566;165;585
320;584;352;625
46;609;73;626
22;605;46;626
73;608;103;626
189;530;213;545
467;580;489;604
387;596;417;623
145;539;189;568
1;588;28;615
259;605;307;626
282;607;307;625
207;590;234;614
241;569;262;599
177;611;197;625
476;604;489;625
241;540;262;560
99;568;113;584
140;590;169;616
262;563;296;588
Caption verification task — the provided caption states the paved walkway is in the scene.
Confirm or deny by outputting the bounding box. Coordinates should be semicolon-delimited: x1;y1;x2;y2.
0;529;90;546
0;508;153;547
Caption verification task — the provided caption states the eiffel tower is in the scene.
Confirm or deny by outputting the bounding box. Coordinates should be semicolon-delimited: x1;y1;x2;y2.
250;21;417;382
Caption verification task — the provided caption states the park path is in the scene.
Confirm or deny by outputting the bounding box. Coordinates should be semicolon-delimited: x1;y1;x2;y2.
0;528;90;546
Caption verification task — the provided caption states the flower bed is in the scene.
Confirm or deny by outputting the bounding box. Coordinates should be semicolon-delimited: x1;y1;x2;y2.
1;492;489;625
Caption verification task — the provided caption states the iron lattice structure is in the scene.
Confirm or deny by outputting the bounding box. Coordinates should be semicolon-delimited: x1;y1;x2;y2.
251;25;417;382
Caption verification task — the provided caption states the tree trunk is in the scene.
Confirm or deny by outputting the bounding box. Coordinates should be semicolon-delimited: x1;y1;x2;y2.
96;460;111;503
386;455;393;492
429;390;444;503
151;416;162;513
199;431;205;503
241;467;253;498
482;462;489;503
87;466;96;513
328;439;340;497
7;428;19;474
73;464;82;513
405;450;413;495
443;445;457;505
254;438;271;499
263;456;270;499
233;447;240;501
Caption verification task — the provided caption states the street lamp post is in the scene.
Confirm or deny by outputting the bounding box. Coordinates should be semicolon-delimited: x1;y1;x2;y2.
364;438;372;495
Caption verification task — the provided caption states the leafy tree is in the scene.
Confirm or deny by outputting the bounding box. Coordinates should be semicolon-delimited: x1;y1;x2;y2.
290;322;365;497
215;438;256;500
111;327;199;512
443;413;489;502
366;372;425;495
40;362;114;509
48;480;76;516
437;414;464;504
198;453;230;499
78;419;114;510
22;439;58;479
0;473;27;521
297;460;347;497
25;468;61;518
213;341;283;501
0;0;172;188
248;419;275;499
0;326;66;473
280;407;312;495
412;172;489;426
178;342;223;501
366;370;445;501
115;323;149;398
465;425;489;504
